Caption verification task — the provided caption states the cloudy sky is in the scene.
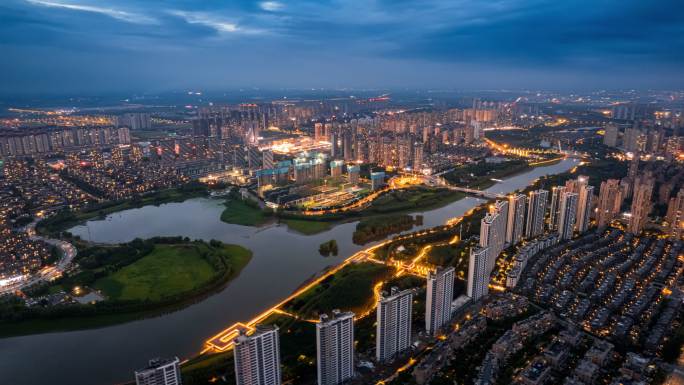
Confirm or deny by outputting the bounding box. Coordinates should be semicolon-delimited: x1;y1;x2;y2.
1;0;683;94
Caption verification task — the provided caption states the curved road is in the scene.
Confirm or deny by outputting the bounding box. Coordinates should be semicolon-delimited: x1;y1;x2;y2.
0;219;77;295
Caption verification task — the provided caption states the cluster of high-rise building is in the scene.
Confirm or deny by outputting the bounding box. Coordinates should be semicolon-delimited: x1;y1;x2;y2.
603;122;684;160
116;113;152;131
469;176;599;302
226;266;459;385
0;126;131;157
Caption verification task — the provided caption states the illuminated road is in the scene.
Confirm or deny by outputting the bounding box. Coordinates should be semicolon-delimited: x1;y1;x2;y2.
202;144;574;355
205;200;473;352
205;244;389;352
204;143;574;353
0;219;77;295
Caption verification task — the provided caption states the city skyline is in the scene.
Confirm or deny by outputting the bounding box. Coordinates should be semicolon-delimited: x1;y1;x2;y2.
2;1;684;382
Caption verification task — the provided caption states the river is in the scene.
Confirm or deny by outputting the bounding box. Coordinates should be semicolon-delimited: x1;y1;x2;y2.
0;158;578;385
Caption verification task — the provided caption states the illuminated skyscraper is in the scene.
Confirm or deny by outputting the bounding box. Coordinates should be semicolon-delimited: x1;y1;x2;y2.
317;311;355;385
234;326;282;385
426;267;455;335
376;287;413;362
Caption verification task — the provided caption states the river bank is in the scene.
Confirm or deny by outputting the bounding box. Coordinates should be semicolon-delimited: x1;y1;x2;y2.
0;238;252;337
0;158;579;385
36;183;209;236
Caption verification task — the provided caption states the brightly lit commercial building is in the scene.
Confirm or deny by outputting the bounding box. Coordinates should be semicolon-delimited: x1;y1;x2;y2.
370;172;385;191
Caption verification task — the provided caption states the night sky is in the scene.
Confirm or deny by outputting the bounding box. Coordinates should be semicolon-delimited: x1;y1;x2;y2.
2;0;683;94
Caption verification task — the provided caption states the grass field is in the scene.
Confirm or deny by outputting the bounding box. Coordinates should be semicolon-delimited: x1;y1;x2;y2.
284;262;393;318
367;188;465;214
95;242;251;301
220;198;271;226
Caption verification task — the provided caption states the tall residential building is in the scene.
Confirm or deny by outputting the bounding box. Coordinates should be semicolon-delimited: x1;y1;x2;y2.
506;194;526;244
549;186;566;231
596;179;622;228
413;143;424;170
234;325;282;385
628;176;654;234
135;357;182;385
666;188;684;239
467;246;489;301
558;192;579;240
314;122;324;141
480;200;508;271
118;112;152;131
565;176;594;232
603;124;619;147
426;267;455;335
577;185;594;232
317;311;355;385
376;287;414;362
525;189;548;239
628;157;639;180
623;127;642;152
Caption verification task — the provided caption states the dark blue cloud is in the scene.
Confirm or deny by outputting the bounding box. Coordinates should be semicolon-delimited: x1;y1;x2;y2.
1;0;683;93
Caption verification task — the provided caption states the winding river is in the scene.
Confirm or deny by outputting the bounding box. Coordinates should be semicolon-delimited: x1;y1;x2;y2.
0;158;578;385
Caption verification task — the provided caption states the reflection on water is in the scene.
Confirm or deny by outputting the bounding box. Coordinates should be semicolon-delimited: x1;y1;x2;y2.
0;158;578;385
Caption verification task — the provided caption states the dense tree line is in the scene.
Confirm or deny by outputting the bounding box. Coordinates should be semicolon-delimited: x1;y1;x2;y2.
352;214;421;245
0;237;240;324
